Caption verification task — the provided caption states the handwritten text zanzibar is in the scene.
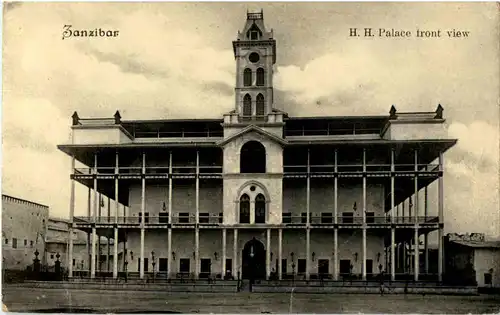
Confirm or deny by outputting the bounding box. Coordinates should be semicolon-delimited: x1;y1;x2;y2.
349;28;470;38
62;25;119;40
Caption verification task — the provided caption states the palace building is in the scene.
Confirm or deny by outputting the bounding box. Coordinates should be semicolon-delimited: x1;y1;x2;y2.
58;11;457;282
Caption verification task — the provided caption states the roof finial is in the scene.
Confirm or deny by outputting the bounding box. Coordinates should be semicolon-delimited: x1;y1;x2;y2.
435;104;443;119
71;111;79;126
389;105;397;119
114;110;122;124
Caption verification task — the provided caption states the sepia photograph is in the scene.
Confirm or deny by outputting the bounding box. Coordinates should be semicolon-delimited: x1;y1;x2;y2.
1;1;499;313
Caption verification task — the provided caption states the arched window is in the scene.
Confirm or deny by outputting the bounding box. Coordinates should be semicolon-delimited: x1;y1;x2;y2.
243;68;252;87
256;68;265;86
255;194;266;224
256;94;265;117
240;194;250;224
240;141;266;173
243;94;252;118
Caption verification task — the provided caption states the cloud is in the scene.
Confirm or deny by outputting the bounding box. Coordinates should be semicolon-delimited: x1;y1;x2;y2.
442;121;499;236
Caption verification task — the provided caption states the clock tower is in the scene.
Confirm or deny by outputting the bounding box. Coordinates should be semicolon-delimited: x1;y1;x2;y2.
232;10;276;121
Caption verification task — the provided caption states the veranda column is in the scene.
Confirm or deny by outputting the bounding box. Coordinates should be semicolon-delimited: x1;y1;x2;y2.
278;229;283;280
333;228;338;280
266;229;271;280
233;229;238;279
107;198;111;272
333;149;338;280
222;229;227;277
167;151;173;278
438;152;444;282
123;204;127;272
195;150;200;278
306;229;310;280
68;155;76;278
424;186;429;274
414;149;419;281
139;152;146;279
390;148;396;281
362;149;367;281
414;227;419;281
306;148;310;280
87;188;91;273
113;151;119;279
91;153;98;279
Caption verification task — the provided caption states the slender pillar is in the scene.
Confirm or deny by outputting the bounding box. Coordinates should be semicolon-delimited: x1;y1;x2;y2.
91;227;96;278
139;152;146;279
233;229;238;279
424;187;429;274
168;151;173;224
333;228;338;280
113;228;118;278
91;153;98;278
222;229;227;277
306;229;310;280
266;229;271;280
306;148;311;224
438;152;444;281
195;230;199;278
195;151;200;278
68;156;76;278
87;188;91;272
106;198;111;272
278;229;282;280
414;149;419;224
414;227;419;281
334;149;338;224
167;229;172;278
113;151;119;278
123;204;127;272
390;148;396;281
362;149;367;280
97;194;102;273
167;151;173;278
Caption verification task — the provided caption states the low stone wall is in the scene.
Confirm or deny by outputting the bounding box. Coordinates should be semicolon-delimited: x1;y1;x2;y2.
253;284;478;295
11;281;239;293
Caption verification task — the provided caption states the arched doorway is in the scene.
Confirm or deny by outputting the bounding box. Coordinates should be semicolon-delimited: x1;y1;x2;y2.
242;238;266;280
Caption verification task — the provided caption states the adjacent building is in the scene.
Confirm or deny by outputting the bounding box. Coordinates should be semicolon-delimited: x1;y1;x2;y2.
2;195;49;270
445;233;500;287
58;11;457;282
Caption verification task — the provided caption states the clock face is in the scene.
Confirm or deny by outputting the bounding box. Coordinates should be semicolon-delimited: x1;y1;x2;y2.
249;52;260;63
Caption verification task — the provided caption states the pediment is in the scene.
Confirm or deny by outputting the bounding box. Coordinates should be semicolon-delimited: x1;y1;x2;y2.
216;125;288;147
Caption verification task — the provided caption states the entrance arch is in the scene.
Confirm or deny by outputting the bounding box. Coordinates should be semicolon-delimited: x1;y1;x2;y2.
242;238;266;280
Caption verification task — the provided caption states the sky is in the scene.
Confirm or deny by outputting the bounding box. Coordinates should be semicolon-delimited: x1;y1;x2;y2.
2;2;499;237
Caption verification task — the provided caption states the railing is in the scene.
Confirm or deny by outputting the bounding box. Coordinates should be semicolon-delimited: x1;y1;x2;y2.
73;215;437;226
134;130;224;138
238;115;267;122
284;164;440;174
73;166;223;176
281;215;439;225
284;127;381;137
74;215;223;225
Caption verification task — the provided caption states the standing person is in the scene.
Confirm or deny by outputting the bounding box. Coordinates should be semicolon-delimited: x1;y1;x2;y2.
379;271;385;295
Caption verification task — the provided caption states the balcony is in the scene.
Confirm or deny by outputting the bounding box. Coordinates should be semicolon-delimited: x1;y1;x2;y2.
73;166;223;176
280;214;439;226
73;213;223;226
283;163;440;175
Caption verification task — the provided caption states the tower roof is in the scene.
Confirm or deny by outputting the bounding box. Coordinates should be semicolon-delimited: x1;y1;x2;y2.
236;10;274;41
